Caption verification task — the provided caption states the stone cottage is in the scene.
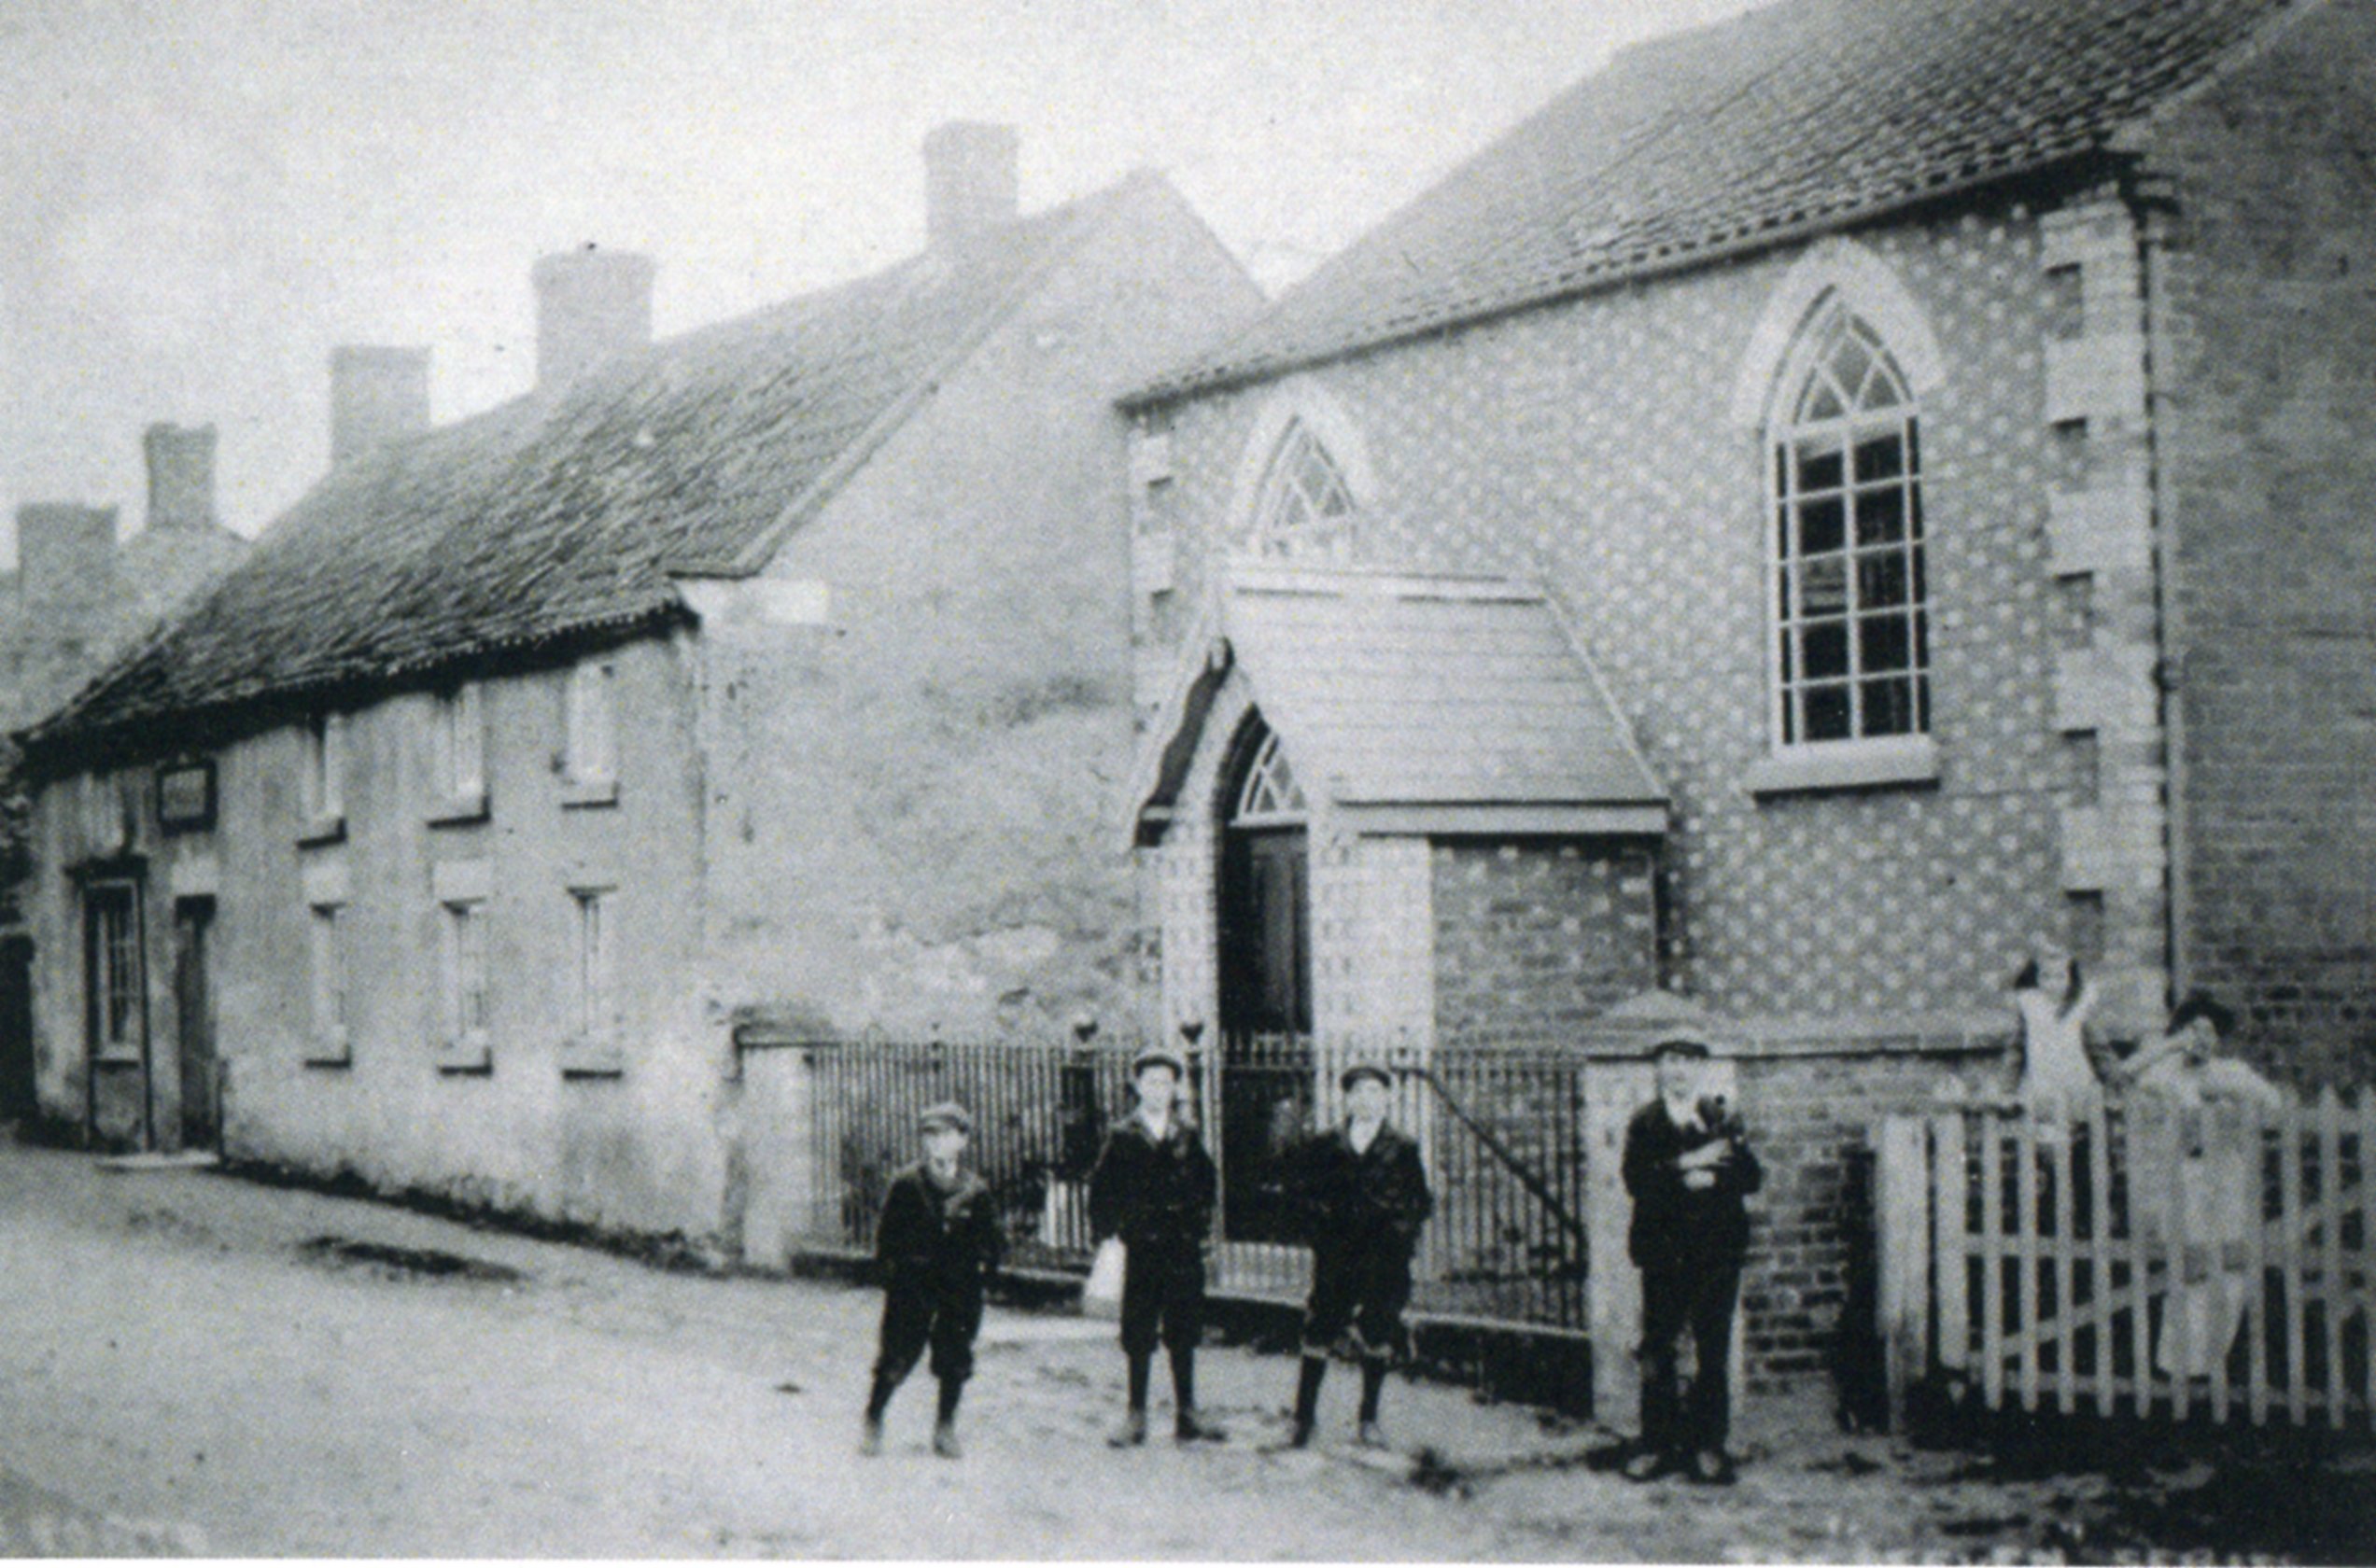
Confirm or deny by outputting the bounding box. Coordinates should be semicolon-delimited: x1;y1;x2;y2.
0;424;248;1126
1118;0;2376;1388
12;127;1260;1247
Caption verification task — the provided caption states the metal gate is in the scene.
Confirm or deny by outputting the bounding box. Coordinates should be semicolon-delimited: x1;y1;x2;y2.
752;1031;1593;1336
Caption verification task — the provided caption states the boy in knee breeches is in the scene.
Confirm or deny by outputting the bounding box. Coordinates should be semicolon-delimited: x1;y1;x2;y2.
862;1100;1002;1459
1285;1061;1432;1449
1088;1046;1225;1447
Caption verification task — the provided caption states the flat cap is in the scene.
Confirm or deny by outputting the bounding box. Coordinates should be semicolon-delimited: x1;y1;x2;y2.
1339;1061;1393;1093
917;1100;973;1134
1649;1036;1713;1060
1131;1046;1188;1080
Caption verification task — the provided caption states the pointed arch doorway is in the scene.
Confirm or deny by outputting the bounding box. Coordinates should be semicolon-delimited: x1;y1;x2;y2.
1215;715;1310;1243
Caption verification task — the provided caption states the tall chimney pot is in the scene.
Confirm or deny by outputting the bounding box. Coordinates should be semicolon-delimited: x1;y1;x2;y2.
531;247;655;393
330;345;431;466
923;122;1019;248
142;423;217;532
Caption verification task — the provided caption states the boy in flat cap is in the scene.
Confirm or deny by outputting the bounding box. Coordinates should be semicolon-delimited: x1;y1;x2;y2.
1281;1060;1432;1449
862;1100;1002;1459
1622;1037;1761;1485
1088;1045;1225;1446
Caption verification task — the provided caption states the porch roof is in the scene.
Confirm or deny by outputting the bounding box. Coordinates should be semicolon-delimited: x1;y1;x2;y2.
1132;567;1668;844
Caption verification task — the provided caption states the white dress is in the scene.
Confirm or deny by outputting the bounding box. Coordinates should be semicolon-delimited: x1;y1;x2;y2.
2015;988;2100;1112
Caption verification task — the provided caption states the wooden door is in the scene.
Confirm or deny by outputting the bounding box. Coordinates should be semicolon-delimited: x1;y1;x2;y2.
174;900;217;1151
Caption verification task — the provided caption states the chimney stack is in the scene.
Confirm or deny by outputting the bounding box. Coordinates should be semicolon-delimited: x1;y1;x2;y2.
923;121;1019;248
531;247;655;393
15;503;120;623
142;423;217;532
330;345;431;466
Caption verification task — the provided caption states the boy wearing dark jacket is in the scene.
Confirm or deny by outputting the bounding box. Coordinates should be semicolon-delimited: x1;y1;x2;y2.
1622;1037;1762;1485
1088;1046;1225;1446
1284;1061;1432;1449
863;1100;1003;1459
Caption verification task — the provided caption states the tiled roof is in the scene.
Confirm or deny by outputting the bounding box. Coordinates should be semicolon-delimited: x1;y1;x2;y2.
1128;0;2296;404
1132;567;1667;837
28;176;1154;755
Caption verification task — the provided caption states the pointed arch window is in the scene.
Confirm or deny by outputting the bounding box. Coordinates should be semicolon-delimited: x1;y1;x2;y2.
1250;420;1357;560
1771;308;1928;748
1232;728;1307;824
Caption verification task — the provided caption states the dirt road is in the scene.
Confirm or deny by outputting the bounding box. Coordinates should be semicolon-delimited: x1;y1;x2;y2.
0;1140;2365;1559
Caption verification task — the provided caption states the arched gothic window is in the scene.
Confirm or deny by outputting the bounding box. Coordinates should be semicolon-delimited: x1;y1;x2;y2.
1249;420;1357;560
1771;308;1928;747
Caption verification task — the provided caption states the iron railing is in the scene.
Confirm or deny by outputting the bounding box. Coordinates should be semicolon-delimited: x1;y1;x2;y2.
780;1031;1591;1335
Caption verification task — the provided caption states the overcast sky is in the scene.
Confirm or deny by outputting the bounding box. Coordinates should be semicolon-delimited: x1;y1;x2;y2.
0;0;1765;560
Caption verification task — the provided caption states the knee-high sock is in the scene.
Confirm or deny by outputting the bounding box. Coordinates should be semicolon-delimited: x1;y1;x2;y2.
1168;1338;1196;1411
935;1377;963;1424
1126;1351;1152;1412
865;1371;900;1422
1293;1353;1328;1427
1358;1357;1388;1423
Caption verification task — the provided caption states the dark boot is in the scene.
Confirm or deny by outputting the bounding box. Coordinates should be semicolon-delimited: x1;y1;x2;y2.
933;1378;963;1459
1356;1356;1389;1447
861;1371;898;1455
1171;1339;1226;1442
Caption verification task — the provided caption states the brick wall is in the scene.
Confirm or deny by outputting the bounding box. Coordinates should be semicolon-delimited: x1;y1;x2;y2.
1134;185;2101;1033
2144;0;2376;1086
1728;1043;1993;1395
1431;840;1658;1048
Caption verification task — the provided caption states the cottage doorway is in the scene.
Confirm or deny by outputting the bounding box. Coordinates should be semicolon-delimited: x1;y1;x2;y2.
0;935;35;1126
173;899;218;1152
1216;719;1311;1242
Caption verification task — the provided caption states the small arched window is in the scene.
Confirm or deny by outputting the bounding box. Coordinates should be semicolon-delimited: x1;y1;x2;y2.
1232;727;1307;825
1771;307;1927;747
1249;420;1357;560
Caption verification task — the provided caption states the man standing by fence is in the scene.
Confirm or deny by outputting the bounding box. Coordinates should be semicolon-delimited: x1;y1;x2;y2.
1281;1060;1433;1449
1089;1046;1226;1447
1623;1036;1761;1486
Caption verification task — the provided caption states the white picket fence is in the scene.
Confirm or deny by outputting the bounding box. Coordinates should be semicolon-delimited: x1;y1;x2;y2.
1877;1088;2376;1428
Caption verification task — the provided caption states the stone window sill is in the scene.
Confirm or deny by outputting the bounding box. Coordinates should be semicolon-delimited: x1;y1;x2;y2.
561;1043;625;1080
302;1030;353;1069
437;1036;493;1075
560;777;618;810
1746;736;1941;798
92;1049;145;1070
296;813;347;847
426;791;490;828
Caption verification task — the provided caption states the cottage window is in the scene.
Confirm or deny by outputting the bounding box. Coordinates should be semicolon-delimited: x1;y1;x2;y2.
564;659;617;804
1249;421;1357;560
571;889;613;1043
1770;310;1927;749
303;712;346;832
306;903;349;1063
439;899;490;1053
433;682;486;811
84;882;142;1058
81;773;130;855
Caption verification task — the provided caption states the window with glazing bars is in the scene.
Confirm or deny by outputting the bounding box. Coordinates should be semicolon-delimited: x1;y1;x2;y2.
1250;420;1356;558
1772;310;1928;746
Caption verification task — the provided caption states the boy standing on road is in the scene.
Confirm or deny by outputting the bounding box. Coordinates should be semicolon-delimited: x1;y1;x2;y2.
1622;1037;1761;1486
862;1100;1003;1460
1088;1046;1226;1447
1283;1061;1433;1449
